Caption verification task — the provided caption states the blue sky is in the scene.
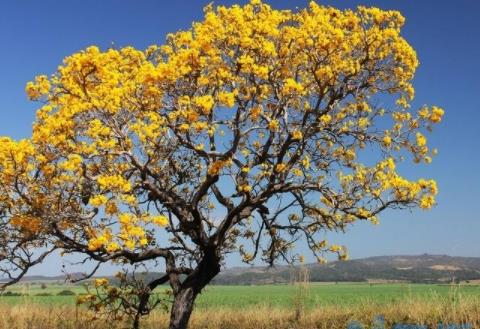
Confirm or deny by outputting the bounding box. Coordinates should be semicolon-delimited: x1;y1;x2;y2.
0;1;479;275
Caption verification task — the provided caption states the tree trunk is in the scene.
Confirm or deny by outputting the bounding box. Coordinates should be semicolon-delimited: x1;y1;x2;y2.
168;287;197;329
168;247;220;329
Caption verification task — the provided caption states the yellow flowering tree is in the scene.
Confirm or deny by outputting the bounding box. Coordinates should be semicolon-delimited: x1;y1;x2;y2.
0;1;443;328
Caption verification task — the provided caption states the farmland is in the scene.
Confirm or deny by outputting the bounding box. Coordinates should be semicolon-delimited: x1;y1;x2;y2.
1;282;480;329
2;282;480;308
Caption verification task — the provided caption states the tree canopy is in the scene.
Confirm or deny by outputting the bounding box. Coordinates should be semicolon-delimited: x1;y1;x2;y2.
0;1;442;328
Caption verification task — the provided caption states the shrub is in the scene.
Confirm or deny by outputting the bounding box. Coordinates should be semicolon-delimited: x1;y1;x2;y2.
36;292;52;296
57;290;76;296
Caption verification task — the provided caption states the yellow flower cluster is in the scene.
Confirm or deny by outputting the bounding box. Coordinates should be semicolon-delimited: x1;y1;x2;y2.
418;106;445;123
59;154;82;172
105;201;118;215
10;215;42;233
89;195;108;207
94;278;109;288
194;95;215;115
268;119;279;132
292;130;303;140
207;158;232;176
87;212;169;253
218;92;235;108
250;106;262;121
150;215;169;227
4;0;442;272
282;78;304;95
87;230;112;251
238;184;252;193
338;157;438;216
0;138;49;234
275;163;287;172
416;133;427;147
97;175;132;193
25;75;50;100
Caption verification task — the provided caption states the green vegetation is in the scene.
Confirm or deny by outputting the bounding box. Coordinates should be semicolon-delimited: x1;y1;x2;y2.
2;282;480;329
2;282;480;309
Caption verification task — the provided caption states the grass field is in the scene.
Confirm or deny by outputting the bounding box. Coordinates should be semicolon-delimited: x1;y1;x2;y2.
2;282;480;308
1;282;480;328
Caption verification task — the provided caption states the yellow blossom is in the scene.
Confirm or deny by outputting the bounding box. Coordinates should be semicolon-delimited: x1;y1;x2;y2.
430;106;444;123
292;130;303;140
282;78;304;95
194;95;214;114
268;119;279;132
89;195;108;207
151;215;169;226
105;201;118;215
25;75;50;100
250;106;262;121
97;175;131;193
329;245;342;252
94;278;109;288
106;242;120;253
319;114;332;125
275;163;287;172
238;184;252;193
416;132;427;147
218;92;235;108
292;168;303;176
383;135;392;147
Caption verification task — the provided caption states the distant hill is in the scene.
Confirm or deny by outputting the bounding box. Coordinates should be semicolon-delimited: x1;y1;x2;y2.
4;254;480;285
212;254;480;285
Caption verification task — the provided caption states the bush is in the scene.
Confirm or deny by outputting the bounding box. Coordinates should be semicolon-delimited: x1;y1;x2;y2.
57;290;76;296
2;291;24;297
36;292;52;296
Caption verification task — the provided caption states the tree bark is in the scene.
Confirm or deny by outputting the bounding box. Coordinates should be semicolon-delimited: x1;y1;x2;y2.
168;287;197;329
168;247;220;329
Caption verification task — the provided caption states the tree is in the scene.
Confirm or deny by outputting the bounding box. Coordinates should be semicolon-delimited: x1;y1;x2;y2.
0;1;443;328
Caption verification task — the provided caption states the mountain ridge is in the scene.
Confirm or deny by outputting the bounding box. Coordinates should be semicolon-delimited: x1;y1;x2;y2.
3;254;480;285
215;254;480;284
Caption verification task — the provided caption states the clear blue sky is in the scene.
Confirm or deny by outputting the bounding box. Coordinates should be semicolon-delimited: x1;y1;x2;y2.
0;1;478;275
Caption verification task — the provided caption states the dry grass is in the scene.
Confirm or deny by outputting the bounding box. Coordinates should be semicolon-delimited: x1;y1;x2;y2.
1;294;480;329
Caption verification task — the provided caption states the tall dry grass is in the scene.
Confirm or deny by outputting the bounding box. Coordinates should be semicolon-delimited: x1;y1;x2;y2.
1;293;480;329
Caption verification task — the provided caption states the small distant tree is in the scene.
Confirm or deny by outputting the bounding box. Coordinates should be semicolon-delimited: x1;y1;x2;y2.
0;1;443;328
41;283;47;290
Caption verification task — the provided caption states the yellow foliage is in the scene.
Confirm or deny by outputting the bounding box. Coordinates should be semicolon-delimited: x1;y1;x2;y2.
0;1;443;298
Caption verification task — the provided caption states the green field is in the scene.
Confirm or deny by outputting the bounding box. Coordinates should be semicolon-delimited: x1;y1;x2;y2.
1;282;479;309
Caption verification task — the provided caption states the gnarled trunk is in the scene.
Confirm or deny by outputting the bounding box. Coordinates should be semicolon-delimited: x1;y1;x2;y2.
169;287;197;329
168;248;220;329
